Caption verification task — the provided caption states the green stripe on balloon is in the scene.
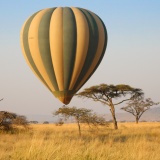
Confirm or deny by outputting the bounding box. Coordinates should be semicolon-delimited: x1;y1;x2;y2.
38;8;59;91
92;17;108;76
63;7;77;91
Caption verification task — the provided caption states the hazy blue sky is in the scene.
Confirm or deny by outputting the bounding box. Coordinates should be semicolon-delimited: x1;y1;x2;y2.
0;1;160;118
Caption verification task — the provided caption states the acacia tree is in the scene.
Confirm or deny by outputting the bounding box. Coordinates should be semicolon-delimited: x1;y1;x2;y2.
54;107;91;136
77;84;143;129
54;106;108;136
121;98;159;123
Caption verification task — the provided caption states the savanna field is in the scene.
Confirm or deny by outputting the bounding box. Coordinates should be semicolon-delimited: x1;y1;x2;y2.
0;122;160;160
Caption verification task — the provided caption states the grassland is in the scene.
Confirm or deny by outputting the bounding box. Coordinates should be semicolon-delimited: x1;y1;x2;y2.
0;122;160;160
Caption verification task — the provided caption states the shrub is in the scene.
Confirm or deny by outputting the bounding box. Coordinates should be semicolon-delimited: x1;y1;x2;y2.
0;111;29;132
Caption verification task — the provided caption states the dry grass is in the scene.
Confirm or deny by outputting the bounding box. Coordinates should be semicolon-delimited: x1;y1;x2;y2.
0;122;160;160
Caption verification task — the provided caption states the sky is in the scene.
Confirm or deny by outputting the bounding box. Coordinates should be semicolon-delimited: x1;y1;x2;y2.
0;1;160;119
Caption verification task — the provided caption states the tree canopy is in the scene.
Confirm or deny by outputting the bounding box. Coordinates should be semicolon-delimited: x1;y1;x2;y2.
77;84;143;104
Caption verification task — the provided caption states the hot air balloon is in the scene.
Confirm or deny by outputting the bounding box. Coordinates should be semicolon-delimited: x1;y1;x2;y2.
20;7;107;104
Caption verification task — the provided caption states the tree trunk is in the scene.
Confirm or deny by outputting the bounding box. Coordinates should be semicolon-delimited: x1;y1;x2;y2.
77;120;81;136
136;116;139;124
110;104;118;130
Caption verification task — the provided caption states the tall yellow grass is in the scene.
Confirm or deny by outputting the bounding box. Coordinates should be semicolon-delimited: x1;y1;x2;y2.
0;122;160;160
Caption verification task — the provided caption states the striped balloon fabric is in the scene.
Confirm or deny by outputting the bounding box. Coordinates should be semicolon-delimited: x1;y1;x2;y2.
20;7;107;104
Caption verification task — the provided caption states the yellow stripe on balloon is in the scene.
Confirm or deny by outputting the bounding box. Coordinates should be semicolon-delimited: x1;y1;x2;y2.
28;9;55;92
69;7;89;90
20;20;44;86
50;8;64;91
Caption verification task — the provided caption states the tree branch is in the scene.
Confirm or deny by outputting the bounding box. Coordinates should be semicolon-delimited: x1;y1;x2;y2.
114;98;131;105
138;107;150;119
122;109;136;116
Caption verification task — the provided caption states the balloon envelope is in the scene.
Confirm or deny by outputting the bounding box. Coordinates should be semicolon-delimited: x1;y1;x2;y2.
20;7;107;104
